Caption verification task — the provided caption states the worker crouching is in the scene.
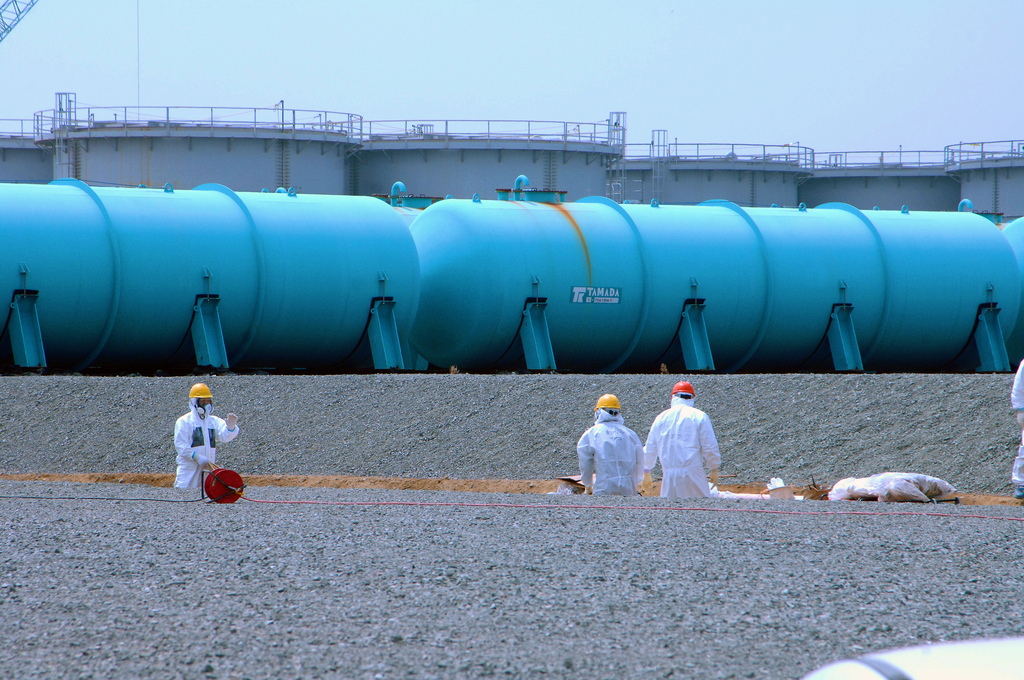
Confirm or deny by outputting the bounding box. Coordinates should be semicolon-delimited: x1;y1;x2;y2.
576;394;645;496
174;382;240;489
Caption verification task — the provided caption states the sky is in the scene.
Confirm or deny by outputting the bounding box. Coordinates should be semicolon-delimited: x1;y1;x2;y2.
1;0;1021;153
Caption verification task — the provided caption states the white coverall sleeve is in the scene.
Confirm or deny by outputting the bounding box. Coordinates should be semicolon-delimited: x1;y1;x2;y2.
577;430;595;489
699;416;722;471
643;422;661;472
173;417;193;457
1013;360;1024;411
632;433;645;489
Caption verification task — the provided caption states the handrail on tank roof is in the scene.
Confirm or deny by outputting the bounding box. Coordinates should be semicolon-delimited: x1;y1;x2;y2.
30;105;365;142
11;105;1024;171
360;118;621;147
811;149;948;170
0;118;33;138
944;139;1024;168
622;142;815;168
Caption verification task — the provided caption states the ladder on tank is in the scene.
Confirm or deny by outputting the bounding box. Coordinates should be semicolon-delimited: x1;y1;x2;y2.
53;92;77;180
605;112;627;203
651;129;667;205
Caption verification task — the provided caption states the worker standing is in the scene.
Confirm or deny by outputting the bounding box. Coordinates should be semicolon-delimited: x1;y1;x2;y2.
577;394;645;496
1011;360;1024;499
174;382;240;489
643;381;721;498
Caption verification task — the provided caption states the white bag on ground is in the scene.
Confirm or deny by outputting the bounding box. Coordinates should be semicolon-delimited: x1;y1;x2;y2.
828;472;956;503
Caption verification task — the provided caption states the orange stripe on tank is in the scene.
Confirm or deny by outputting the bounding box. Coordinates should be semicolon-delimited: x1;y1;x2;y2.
551;202;592;284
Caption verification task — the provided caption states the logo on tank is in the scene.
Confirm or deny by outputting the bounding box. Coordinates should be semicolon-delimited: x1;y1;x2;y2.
571;286;620;304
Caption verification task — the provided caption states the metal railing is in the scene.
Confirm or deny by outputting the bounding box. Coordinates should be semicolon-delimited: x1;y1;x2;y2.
945;140;1024;167
362;119;620;146
32;105;364;141
0;118;33;137
623;142;814;168
14;104;1024;174
27;108;622;148
812;149;947;170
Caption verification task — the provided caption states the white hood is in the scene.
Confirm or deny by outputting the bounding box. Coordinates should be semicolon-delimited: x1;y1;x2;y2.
594;409;624;425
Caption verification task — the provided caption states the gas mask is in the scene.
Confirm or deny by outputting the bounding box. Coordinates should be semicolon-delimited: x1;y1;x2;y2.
194;399;214;419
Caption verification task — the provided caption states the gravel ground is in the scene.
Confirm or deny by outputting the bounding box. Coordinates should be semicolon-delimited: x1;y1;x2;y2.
2;482;1023;680
0;373;1018;493
2;374;1023;679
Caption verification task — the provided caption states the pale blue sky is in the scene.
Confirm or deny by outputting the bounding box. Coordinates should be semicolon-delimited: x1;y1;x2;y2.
2;0;1021;152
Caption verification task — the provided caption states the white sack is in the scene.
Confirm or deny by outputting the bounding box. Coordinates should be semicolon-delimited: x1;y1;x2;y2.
828;472;956;503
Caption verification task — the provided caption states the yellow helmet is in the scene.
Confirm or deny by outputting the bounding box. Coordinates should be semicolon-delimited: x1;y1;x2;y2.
189;382;213;399
594;394;621;411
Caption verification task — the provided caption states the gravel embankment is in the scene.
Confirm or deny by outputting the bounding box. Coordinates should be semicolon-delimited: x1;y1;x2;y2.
0;373;1018;493
2;482;1023;679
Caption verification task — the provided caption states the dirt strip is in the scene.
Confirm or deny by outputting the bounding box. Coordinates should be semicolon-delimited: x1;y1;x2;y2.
2;473;1020;506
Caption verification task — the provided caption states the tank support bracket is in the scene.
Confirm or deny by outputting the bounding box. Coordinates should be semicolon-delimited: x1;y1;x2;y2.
192;295;229;369
400;336;429;371
9;289;46;368
826;303;863;372
520;298;557;371
368;297;405;370
680;298;715;371
971;303;1010;372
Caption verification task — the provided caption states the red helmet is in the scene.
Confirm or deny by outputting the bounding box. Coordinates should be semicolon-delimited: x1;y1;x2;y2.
672;381;695;398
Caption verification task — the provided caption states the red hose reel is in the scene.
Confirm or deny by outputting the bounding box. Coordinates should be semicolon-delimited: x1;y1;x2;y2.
203;468;246;503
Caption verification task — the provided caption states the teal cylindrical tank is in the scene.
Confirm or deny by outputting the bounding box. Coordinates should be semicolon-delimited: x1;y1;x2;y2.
999;216;1024;365
620;200;1018;372
408;196;648;371
840;204;1019;371
617;201;881;371
410;194;1020;373
2;181;121;368
0;180;419;370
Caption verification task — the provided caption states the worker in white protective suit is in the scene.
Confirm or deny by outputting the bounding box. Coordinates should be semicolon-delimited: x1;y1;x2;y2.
643;381;721;498
1011;360;1024;499
174;382;240;489
577;394;645;496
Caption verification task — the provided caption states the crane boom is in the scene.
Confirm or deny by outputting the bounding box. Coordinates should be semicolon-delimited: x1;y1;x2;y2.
0;0;38;44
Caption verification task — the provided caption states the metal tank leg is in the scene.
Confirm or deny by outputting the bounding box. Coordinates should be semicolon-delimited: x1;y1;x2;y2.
520;299;557;371
826;304;864;372
8;290;46;368
679;299;715;371
971;303;1010;372
191;295;229;369
368;298;405;370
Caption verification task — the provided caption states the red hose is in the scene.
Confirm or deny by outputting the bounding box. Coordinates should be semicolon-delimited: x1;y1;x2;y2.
239;496;1024;523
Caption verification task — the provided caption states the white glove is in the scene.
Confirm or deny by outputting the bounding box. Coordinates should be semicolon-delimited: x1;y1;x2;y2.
226;413;238;430
192;451;210;468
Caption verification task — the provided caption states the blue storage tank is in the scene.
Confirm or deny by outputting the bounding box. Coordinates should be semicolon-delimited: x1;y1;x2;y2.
999;215;1024;365
409;195;648;372
409;190;1020;373
620;201;1019;372
0;180;419;371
